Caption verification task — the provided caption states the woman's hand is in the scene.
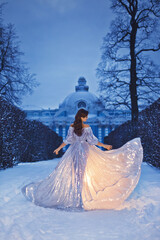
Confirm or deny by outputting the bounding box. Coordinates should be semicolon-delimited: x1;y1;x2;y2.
103;144;112;150
53;148;60;155
53;142;66;155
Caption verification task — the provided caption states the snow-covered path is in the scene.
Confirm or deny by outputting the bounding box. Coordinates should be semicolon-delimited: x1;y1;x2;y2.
0;159;160;240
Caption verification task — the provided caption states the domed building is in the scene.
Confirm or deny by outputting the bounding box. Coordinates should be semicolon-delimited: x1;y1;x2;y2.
25;77;131;146
59;77;102;115
51;77;130;144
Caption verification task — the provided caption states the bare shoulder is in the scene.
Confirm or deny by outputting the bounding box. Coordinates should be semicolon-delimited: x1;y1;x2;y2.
83;124;90;128
70;124;90;128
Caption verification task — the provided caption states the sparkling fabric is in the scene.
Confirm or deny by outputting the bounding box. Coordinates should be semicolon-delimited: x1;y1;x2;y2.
21;127;143;211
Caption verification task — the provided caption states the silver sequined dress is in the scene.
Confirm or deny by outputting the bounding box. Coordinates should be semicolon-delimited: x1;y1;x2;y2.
22;126;143;211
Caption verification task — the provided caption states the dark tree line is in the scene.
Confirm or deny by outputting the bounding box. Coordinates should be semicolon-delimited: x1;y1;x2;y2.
0;97;63;170
104;98;160;169
97;0;160;121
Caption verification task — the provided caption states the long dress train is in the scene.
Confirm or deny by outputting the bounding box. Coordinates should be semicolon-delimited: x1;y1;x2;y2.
21;126;143;211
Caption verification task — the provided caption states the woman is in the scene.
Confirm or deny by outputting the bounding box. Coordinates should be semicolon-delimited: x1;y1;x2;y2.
22;108;143;211
53;108;112;155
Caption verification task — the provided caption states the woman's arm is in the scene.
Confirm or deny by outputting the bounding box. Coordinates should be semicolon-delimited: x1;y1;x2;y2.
97;141;112;150
53;142;67;155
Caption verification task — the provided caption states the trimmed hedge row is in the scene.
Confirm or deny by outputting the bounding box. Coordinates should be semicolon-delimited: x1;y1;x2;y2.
104;98;160;169
0;97;63;170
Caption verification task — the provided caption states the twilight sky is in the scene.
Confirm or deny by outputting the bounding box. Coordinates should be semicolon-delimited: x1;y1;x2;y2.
3;0;160;110
3;0;113;110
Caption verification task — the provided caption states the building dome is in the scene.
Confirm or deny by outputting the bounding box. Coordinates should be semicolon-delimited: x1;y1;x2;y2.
59;77;104;115
24;76;131;147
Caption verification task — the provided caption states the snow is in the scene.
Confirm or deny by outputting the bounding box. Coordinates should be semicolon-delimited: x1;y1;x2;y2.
0;159;160;240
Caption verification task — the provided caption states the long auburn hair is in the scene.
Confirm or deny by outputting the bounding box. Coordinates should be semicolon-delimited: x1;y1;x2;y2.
72;108;88;136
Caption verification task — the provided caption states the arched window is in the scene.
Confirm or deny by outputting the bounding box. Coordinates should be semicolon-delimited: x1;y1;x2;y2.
78;101;86;108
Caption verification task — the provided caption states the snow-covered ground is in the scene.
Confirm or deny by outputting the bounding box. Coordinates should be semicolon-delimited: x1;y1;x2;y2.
0;159;160;240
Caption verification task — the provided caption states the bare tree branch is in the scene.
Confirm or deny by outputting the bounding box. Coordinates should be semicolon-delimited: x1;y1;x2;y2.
97;0;160;121
118;0;131;14
0;13;39;105
136;45;160;56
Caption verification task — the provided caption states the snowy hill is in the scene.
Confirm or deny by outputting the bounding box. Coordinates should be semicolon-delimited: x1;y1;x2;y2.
0;159;160;240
